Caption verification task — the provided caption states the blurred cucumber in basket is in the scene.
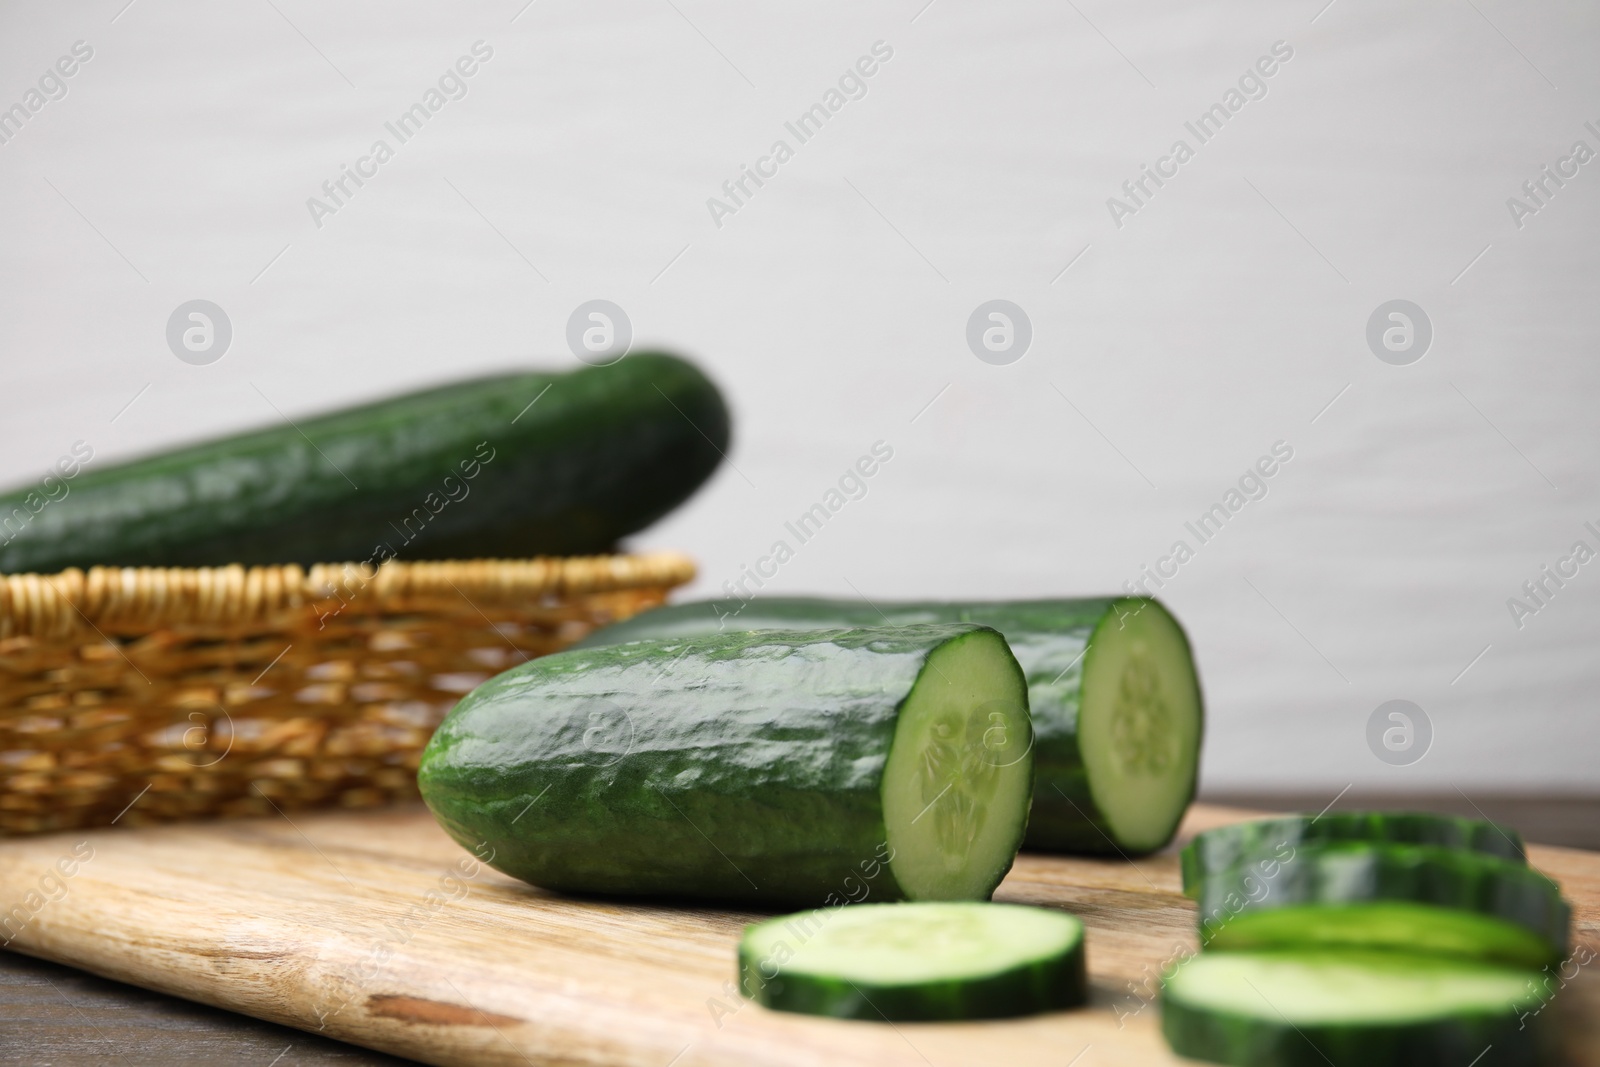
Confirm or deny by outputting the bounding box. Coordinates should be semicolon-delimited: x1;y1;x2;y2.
0;351;728;572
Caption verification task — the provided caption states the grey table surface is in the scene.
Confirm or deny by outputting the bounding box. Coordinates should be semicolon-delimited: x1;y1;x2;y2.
3;794;1595;1066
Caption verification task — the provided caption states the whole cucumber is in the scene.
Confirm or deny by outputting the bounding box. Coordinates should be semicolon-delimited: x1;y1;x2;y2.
0;352;728;571
418;624;1034;906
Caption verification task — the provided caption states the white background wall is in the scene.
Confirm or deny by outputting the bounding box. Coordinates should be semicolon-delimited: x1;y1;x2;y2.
1;0;1596;794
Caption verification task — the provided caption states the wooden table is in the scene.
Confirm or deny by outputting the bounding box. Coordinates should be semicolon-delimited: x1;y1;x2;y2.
3;797;1596;1066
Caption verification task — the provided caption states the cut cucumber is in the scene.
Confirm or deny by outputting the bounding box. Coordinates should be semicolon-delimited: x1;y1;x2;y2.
1196;843;1569;968
0;352;727;570
574;595;1203;855
1162;949;1554;1067
419;624;1033;905
740;902;1086;1021
1182;813;1526;897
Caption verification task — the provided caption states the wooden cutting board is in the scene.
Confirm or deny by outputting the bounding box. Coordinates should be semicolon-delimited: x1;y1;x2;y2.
2;804;1596;1067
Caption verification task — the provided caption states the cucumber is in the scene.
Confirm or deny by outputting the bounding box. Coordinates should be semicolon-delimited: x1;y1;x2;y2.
0;352;728;571
1162;949;1554;1067
1196;843;1569;968
418;624;1034;905
574;595;1203;855
740;902;1086;1021
1182;813;1526;897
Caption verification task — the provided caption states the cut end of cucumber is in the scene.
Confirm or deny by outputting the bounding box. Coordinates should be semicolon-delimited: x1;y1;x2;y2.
881;629;1033;901
740;902;1086;1021
1078;599;1203;852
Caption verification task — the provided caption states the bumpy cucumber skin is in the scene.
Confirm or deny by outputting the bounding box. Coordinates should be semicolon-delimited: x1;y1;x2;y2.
1162;985;1554;1067
739;909;1087;1021
418;624;1031;906
1181;813;1527;897
574;595;1203;855
1196;843;1569;967
0;352;727;571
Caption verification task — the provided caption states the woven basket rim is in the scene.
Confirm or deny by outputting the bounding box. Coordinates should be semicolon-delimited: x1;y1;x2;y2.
0;551;695;639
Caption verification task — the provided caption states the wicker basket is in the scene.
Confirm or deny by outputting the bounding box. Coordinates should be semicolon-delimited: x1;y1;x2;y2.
0;552;694;835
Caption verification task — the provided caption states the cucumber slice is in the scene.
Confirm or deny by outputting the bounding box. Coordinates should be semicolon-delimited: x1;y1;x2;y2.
740;902;1086;1021
1197;843;1569;968
419;624;1033;905
1182;813;1526;897
574;595;1204;855
1162;949;1554;1067
1073;599;1201;853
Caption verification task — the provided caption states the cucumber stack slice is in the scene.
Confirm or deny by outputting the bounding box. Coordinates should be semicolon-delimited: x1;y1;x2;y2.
1196;843;1569;968
1167;815;1571;1064
1162;949;1554;1067
740;902;1086;1021
1181;812;1527;897
419;624;1033;905
575;595;1204;855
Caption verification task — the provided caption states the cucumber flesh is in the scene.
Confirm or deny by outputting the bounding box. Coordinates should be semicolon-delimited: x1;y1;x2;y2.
1196;843;1569;968
1181;813;1526;897
1162;949;1553;1067
574;595;1203;855
741;902;1086;1021
419;624;1032;905
881;633;1034;900
1075;600;1201;852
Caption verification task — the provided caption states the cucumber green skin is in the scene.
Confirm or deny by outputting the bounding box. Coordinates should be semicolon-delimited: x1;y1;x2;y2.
1196;843;1569;967
740;926;1086;1022
418;624;1031;906
0;352;728;571
574;595;1203;855
1162;988;1554;1067
1182;813;1526;897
